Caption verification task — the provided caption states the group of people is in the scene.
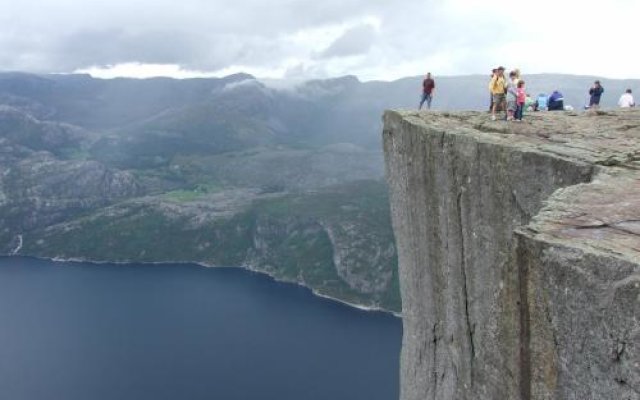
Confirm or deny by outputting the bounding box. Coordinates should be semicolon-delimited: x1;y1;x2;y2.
525;80;634;111
488;67;526;121
528;90;568;112
418;69;636;118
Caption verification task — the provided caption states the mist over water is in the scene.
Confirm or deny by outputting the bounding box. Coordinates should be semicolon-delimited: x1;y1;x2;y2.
0;257;401;400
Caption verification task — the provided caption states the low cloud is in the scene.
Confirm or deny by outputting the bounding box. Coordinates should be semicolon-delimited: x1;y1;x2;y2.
318;24;377;59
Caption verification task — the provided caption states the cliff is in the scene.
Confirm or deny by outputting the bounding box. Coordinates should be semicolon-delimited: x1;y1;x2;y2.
383;110;640;399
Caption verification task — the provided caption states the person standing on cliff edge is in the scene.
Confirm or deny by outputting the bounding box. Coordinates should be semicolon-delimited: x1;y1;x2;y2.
489;66;507;120
419;73;436;110
589;80;605;109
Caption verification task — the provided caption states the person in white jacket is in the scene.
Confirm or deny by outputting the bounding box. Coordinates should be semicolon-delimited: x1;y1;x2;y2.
618;89;635;108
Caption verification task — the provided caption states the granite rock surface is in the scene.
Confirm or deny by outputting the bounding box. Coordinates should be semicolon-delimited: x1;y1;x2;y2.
383;109;640;399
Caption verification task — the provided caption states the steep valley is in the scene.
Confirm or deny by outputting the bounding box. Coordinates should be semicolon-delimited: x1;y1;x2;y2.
0;73;401;311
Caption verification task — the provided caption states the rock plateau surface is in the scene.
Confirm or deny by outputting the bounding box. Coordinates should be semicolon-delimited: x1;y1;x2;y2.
383;110;640;399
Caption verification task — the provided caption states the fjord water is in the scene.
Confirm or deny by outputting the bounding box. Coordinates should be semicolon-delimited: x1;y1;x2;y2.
0;257;400;400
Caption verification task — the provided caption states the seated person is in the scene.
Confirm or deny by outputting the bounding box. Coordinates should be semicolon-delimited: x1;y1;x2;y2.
525;94;536;111
536;93;548;111
619;89;635;108
548;90;565;111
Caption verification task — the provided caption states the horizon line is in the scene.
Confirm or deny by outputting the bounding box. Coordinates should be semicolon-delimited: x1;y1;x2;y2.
1;70;640;84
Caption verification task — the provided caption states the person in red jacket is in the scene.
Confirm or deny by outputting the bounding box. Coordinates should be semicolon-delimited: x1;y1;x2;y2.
419;73;436;110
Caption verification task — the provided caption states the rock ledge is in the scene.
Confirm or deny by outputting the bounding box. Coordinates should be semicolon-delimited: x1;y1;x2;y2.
383;110;639;400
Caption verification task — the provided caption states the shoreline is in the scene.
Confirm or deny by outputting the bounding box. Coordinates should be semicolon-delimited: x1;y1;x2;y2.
3;253;401;318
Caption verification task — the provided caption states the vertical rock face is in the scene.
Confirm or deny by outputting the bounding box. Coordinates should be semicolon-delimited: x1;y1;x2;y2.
518;172;640;400
383;110;640;400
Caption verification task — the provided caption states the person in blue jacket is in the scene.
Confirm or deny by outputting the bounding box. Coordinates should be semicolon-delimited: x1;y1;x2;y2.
589;80;605;108
548;90;565;111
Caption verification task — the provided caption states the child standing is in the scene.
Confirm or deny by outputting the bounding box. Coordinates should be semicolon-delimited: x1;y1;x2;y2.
515;81;526;121
505;71;518;121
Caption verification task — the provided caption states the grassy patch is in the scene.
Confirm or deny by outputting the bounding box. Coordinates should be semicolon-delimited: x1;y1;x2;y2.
59;147;91;161
163;189;203;202
163;182;224;202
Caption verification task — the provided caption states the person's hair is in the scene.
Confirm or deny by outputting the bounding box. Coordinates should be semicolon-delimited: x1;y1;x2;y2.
595;80;601;85
509;71;516;78
626;88;632;94
517;80;525;88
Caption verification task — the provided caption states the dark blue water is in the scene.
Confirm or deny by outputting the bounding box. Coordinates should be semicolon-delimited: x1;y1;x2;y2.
0;257;401;400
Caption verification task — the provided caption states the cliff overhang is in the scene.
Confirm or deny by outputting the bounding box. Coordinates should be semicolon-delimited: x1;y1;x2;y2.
383;110;640;399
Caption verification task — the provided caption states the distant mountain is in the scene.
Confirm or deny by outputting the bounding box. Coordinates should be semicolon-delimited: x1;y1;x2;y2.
0;72;255;128
1;71;635;148
0;71;637;312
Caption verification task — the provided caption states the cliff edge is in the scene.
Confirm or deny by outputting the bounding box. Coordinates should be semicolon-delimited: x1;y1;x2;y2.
383;110;640;400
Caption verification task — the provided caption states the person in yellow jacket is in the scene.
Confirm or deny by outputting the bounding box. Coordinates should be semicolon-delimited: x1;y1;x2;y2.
489;66;507;120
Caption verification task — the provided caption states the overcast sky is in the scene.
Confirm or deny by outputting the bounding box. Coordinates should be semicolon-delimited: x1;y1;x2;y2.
1;0;638;81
